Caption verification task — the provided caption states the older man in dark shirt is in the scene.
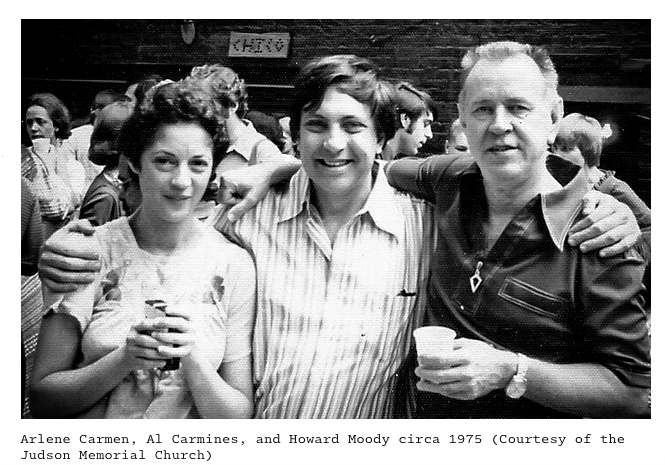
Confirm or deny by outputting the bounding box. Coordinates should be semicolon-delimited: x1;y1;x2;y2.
387;41;650;418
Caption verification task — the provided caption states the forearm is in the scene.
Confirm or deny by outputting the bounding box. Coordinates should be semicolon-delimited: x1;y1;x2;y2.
30;347;132;418
38;222;101;292
524;359;649;418
262;156;301;186
384;157;425;193
181;355;253;419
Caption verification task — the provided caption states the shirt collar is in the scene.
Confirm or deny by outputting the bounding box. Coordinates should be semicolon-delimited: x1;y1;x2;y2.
226;119;261;158
541;167;590;251
277;167;310;223
277;161;405;241
460;161;590;251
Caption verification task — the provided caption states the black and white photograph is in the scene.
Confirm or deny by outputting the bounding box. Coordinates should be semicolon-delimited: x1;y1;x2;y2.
15;15;656;465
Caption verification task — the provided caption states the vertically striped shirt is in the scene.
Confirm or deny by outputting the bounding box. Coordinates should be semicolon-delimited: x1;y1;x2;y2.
206;163;433;418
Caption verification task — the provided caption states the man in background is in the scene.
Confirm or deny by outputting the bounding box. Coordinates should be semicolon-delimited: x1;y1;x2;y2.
382;82;436;160
69;90;127;186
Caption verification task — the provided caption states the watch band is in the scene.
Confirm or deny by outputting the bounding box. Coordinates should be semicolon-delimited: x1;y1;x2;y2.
515;352;528;379
505;352;529;399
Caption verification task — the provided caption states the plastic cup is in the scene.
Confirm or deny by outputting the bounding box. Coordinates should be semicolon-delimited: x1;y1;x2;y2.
413;326;456;357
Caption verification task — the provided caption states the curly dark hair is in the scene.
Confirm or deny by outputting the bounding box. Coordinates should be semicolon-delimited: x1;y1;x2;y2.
189;64;249;117
117;79;223;181
25;93;72;140
289;55;396;146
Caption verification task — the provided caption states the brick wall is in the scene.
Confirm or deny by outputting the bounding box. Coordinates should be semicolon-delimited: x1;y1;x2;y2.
22;19;650;203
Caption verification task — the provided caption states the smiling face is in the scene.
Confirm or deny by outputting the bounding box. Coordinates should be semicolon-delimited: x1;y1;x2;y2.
459;54;561;184
298;85;383;204
25;105;56;143
131;122;213;224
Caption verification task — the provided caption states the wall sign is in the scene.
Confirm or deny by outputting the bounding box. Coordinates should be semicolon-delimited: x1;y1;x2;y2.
229;32;291;58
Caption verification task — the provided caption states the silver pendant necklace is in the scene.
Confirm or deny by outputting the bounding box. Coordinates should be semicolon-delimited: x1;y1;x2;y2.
470;261;483;293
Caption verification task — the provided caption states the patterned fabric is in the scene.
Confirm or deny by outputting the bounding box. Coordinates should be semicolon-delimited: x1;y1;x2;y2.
206;162;433;418
43;217;255;418
21;178;43;276
21;144;84;221
21;274;44;418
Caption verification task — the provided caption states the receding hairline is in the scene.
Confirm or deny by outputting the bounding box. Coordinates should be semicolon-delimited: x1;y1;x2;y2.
458;43;560;105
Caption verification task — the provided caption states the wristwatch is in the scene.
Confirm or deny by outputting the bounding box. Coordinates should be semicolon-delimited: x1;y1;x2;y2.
505;353;529;399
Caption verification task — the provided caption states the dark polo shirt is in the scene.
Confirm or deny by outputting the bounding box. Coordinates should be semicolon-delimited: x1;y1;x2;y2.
387;156;650;418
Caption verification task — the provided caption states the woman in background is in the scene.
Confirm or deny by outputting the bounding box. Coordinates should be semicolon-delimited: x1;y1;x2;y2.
23;93;86;238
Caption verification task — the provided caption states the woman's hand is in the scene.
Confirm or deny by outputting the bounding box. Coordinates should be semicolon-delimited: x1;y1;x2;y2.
145;306;201;365
123;320;172;371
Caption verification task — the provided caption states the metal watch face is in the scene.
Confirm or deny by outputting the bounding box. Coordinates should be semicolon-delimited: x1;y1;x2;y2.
506;377;527;399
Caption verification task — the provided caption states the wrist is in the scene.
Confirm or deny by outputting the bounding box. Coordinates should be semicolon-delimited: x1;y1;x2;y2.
505;352;529;399
116;345;139;373
504;351;520;387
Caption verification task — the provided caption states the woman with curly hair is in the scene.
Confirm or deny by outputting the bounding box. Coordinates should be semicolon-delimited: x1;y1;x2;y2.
29;80;255;419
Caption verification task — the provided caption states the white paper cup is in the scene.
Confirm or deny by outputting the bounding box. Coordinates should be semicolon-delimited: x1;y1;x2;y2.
413;326;456;357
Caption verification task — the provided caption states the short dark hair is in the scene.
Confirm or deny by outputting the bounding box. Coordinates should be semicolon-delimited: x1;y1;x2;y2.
26;93;72;140
134;74;165;107
289;55;396;145
552;113;604;167
189;64;249;117
117;79;222;183
89;101;135;168
393;81;438;124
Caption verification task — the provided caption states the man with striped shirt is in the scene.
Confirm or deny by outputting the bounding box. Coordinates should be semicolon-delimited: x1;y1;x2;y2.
207;55;434;418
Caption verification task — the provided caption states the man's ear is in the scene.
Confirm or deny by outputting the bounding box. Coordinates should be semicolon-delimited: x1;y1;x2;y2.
547;97;564;145
375;137;385;155
399;113;411;130
222;102;239;118
127;159;140;175
456;102;466;128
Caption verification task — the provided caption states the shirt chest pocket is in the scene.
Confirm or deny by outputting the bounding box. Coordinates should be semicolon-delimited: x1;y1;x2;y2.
498;277;570;320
